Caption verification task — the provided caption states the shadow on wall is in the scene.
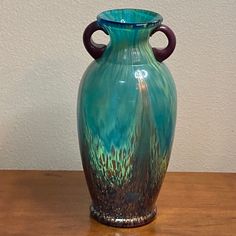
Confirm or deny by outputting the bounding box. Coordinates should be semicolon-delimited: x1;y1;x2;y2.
1;57;81;169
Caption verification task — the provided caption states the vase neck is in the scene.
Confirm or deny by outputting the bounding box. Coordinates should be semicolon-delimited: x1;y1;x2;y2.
106;26;152;47
97;9;163;64
101;26;157;64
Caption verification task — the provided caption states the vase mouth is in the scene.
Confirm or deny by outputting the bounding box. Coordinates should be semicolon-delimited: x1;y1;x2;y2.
97;9;163;28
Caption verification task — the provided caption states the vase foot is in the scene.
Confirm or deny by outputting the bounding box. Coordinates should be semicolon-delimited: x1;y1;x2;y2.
90;205;157;228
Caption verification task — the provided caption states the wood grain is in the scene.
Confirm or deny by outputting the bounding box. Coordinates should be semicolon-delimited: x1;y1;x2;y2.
0;171;235;235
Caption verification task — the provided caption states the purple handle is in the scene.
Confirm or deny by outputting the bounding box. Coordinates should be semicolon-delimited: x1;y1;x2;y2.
83;21;107;60
150;24;176;62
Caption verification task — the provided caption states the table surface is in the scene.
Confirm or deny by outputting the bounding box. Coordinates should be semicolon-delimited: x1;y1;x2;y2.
0;171;235;236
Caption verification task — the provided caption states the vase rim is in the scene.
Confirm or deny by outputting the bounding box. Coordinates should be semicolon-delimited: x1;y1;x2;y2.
97;8;163;28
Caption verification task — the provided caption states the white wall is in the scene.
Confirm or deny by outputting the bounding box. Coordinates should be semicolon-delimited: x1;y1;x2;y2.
1;0;236;172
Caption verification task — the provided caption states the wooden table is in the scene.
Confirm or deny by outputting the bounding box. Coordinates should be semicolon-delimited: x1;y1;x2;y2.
0;171;235;236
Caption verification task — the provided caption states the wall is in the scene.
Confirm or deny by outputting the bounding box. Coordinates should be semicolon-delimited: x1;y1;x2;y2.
1;0;236;172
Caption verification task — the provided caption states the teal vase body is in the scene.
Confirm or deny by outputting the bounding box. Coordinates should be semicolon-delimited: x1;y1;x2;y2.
78;9;177;227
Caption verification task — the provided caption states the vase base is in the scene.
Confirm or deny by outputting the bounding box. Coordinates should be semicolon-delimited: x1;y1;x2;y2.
90;205;157;228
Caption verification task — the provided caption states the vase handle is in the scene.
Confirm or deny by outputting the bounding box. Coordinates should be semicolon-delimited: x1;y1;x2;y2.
83;21;108;59
150;24;176;62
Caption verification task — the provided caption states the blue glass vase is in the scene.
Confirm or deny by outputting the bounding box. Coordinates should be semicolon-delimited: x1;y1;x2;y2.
78;9;176;227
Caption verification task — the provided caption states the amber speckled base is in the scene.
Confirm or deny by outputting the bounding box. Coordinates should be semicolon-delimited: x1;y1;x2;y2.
90;205;157;228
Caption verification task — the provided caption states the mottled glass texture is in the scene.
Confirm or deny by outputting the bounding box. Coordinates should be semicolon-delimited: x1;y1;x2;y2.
78;9;177;227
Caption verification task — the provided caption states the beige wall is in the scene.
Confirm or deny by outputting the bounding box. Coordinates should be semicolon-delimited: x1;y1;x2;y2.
1;0;236;171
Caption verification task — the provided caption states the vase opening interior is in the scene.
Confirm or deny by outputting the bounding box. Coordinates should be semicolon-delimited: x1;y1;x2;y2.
97;9;163;27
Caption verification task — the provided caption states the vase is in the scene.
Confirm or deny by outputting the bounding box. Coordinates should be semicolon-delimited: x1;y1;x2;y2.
77;8;177;227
